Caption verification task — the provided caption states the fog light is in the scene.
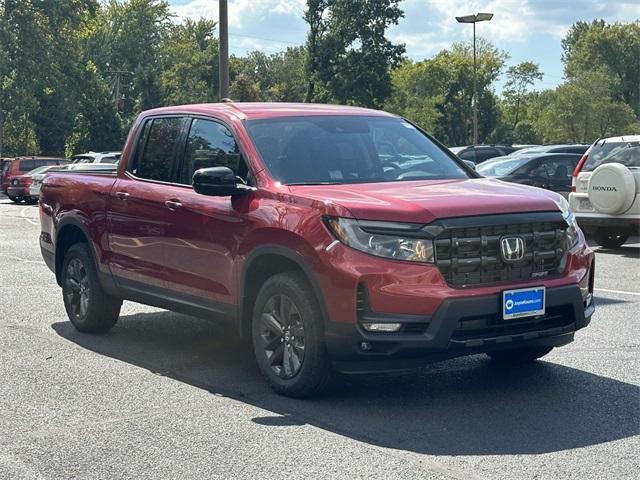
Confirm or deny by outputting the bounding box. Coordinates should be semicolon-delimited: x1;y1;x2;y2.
362;322;402;332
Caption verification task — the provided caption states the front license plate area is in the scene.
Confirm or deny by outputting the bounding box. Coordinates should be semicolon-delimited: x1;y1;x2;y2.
503;287;545;320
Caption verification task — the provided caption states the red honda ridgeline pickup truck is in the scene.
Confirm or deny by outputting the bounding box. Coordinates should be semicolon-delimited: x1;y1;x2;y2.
39;103;595;396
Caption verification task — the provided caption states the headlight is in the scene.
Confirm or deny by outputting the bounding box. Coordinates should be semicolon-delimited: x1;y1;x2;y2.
557;196;579;249
324;217;434;263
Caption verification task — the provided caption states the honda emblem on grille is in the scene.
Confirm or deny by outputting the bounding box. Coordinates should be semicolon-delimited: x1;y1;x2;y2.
501;236;525;262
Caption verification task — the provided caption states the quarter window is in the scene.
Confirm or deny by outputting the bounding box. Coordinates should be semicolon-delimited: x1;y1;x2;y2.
178;119;246;185
133;117;185;182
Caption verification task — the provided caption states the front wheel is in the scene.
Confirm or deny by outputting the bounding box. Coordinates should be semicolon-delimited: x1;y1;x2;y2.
486;346;553;363
7;195;21;203
252;272;332;397
61;243;122;333
592;227;629;249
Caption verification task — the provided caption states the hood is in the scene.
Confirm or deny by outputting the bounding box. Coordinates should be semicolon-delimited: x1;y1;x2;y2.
289;178;562;223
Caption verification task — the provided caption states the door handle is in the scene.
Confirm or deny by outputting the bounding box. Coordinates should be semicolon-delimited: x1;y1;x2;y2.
164;200;183;211
114;191;130;200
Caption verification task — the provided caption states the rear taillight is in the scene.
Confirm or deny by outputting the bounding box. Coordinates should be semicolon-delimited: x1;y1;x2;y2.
571;153;589;192
24;178;32;186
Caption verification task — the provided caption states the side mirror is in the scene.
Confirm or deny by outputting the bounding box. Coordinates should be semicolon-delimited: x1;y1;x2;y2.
192;167;253;196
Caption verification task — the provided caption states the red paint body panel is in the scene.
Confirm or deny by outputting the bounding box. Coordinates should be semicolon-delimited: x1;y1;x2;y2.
39;103;594;334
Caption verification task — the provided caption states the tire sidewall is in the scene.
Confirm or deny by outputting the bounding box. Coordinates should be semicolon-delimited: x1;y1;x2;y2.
61;243;105;331
251;273;327;394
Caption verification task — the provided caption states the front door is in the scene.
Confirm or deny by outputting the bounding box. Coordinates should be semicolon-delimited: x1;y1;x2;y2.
162;117;253;308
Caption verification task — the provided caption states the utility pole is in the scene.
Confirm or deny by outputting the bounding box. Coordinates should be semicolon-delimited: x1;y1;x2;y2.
219;0;230;100
0;109;4;158
456;13;493;145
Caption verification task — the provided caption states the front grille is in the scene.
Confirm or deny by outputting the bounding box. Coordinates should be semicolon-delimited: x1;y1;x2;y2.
452;305;574;341
433;213;568;287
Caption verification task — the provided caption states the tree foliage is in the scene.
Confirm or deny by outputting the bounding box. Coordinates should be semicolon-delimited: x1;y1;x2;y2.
0;2;638;157
562;20;640;115
386;40;507;146
304;0;405;108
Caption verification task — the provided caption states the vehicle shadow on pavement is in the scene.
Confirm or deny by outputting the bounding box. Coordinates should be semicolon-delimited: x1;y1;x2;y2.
52;311;640;456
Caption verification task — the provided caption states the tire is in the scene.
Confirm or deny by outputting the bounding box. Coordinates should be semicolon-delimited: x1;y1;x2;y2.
7;195;21;203
486;346;553;363
61;243;122;333
252;272;332;397
592;227;629;249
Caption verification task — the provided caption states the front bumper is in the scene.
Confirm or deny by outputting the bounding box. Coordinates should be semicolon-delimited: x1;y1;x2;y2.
326;284;593;373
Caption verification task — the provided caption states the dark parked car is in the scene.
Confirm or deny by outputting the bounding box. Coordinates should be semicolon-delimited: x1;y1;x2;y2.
449;144;520;164
477;153;581;198
509;144;589;157
39;102;594;397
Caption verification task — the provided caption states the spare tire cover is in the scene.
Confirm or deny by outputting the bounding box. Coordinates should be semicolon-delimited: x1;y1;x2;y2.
588;163;636;214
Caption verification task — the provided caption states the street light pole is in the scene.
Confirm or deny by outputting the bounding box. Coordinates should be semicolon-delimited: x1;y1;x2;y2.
219;0;230;100
473;20;477;145
456;12;493;145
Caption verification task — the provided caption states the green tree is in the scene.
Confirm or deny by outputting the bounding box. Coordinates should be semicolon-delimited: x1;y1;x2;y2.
304;0;405;108
385;40;507;145
160;18;219;105
87;0;172;117
0;0;99;156
536;71;638;143
232;47;307;102
502;61;543;129
562;20;640;115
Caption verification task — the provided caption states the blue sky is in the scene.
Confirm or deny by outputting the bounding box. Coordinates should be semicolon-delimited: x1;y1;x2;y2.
168;0;639;92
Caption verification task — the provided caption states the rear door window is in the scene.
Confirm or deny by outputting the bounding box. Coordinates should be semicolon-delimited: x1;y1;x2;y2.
177;118;247;185
131;117;187;182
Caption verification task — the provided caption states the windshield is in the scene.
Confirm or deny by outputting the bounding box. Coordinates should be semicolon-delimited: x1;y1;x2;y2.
583;140;640;171
510;147;544;156
245;116;468;185
476;157;530;177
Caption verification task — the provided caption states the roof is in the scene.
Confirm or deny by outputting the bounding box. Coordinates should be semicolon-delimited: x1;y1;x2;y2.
595;135;640;143
141;102;395;121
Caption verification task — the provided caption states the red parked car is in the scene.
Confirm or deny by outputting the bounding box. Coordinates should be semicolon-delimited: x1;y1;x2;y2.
3;156;68;202
39;103;595;397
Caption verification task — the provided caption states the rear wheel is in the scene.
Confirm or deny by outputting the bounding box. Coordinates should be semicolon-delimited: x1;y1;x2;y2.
252;272;332;397
592;227;629;249
7;195;21;203
61;243;121;333
486;346;553;363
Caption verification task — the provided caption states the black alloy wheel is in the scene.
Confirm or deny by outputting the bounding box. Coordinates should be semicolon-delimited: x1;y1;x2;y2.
63;258;91;321
259;293;306;379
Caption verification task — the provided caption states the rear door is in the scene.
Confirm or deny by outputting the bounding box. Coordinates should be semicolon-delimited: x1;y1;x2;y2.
107;116;188;291
161;117;253;308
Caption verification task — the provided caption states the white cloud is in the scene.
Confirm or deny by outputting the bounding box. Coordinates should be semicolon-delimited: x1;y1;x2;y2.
169;0;640;59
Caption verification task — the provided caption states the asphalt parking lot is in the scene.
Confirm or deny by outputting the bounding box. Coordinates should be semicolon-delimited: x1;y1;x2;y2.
0;194;638;480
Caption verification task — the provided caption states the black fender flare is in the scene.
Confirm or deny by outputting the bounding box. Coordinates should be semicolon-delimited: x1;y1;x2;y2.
238;244;330;337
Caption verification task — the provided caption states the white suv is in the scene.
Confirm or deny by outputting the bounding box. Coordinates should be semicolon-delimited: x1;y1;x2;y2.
569;135;640;248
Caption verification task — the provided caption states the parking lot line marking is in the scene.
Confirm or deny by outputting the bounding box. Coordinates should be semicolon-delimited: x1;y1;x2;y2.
595;288;640;297
19;205;39;225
